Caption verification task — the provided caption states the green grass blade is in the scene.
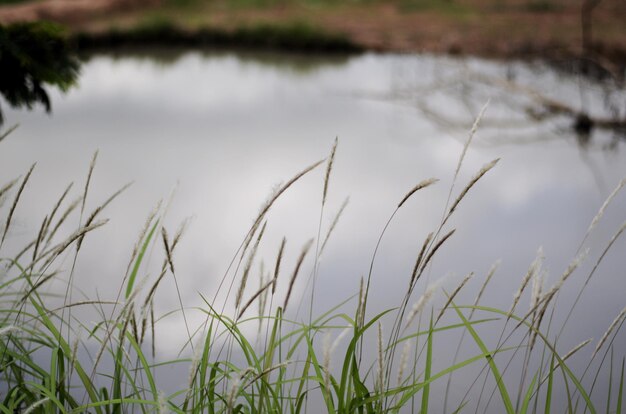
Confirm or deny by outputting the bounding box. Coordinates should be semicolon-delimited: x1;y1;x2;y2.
125;219;159;299
258;308;281;413
264;307;282;372
421;313;433;414
208;363;219;414
304;333;335;412
56;346;68;409
294;354;311;414
111;342;124;414
196;321;214;414
338;309;394;411
393;318;499;348
48;345;58;411
461;304;597;414
383;346;517;409
519;373;537;414
560;365;574;414
450;301;515;414
545;354;555;414
72;398;181;413
126;332;158;403
26;381;69;414
348;354;373;413
28;298;103;414
294;390;308;414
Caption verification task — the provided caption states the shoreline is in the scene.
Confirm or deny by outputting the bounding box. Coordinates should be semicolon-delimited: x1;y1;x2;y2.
1;0;625;73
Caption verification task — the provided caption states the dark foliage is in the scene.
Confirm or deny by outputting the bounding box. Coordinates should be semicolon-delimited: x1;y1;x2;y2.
0;22;80;125
73;20;362;54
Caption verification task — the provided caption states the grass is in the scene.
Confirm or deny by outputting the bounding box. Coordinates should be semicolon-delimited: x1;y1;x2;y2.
1;119;626;413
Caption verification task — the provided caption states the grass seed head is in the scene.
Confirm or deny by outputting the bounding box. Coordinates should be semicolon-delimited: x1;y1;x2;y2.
593;306;626;359
509;246;543;317
323;137;338;206
447;158;499;220
398;177;439;208
282;238;313;311
406;280;441;329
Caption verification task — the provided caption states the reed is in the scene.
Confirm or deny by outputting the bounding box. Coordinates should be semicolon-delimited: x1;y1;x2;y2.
509;247;543;318
271;237;286;295
1;131;625;414
405;279;440;329
593;307;626;359
445;158;499;221
319;197;349;256
322;137;338;207
0;177;18;208
236;221;267;309
1;163;35;247
282;239;313;311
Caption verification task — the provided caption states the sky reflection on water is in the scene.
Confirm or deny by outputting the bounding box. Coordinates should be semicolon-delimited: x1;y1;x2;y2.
1;50;625;410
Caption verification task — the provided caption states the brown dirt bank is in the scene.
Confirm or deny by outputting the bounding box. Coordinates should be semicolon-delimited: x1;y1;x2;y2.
1;0;625;68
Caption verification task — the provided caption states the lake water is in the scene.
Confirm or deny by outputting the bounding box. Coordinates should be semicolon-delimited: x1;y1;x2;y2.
1;49;625;411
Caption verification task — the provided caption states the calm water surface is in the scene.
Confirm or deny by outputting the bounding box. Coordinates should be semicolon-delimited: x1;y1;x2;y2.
1;50;625;410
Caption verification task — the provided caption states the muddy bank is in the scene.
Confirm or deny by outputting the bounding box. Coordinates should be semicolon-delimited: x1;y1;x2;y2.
1;0;625;69
0;0;158;24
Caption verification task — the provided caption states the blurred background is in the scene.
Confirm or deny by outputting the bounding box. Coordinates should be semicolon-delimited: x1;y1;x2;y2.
1;0;625;411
